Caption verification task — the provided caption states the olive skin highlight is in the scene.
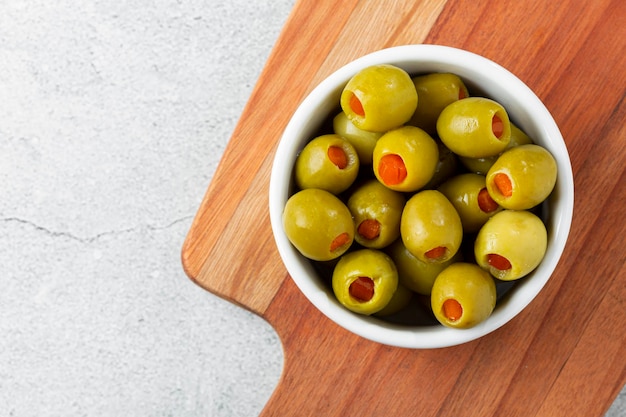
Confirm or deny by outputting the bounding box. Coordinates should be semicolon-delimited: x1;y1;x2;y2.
294;134;360;195
431;262;497;329
347;179;406;249
486;144;557;210
372;126;439;192
474;209;548;281
332;249;399;315
409;72;469;135
400;190;463;264
283;188;355;262
341;64;418;133
437;97;511;158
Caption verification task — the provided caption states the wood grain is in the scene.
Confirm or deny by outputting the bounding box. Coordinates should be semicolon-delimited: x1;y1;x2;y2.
308;0;448;88
181;0;361;313
181;0;626;415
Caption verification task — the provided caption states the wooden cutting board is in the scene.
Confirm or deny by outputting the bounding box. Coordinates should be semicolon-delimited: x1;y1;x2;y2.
182;0;626;415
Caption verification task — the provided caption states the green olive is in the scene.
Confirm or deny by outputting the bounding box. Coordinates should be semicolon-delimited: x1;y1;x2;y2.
283;188;354;261
459;122;534;174
408;72;469;135
485;144;557;210
332;249;398;315
294;134;360;195
431;262;497;328
438;173;502;233
387;238;461;295
347;179;406;249
474;209;548;281
340;64;418;133
372;126;439;192
437;97;512;158
423;140;459;189
400;189;463;263
374;281;413;317
332;111;382;164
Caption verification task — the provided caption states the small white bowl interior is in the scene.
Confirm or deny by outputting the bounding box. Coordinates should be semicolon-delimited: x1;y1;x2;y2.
269;45;574;349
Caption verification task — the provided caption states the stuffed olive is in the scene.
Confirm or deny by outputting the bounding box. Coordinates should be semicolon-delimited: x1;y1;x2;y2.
374;281;413;317
283;188;354;261
486;144;557;210
400;190;463;263
437;97;511;158
372;126;439;192
387;239;461;295
332;111;382;164
294;134;360;195
423;140;459;189
283;67;556;329
431;262;497;329
438;173;502;233
347;179;405;249
332;249;398;315
459;122;534;174
474;209;548;281
408;72;469;135
340;64;418;133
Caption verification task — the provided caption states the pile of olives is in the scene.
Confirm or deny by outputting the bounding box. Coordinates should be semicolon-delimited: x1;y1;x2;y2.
282;64;557;329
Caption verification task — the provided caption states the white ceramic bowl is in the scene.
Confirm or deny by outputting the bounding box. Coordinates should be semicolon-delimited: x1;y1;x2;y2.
269;45;574;349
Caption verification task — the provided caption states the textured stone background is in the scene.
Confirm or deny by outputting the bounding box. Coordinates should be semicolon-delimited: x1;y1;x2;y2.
0;1;623;416
0;1;291;416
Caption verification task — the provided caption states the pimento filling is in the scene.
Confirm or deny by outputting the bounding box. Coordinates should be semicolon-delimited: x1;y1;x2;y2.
327;146;348;169
487;253;512;270
425;246;447;260
477;187;499;213
492;114;504;138
378;154;407;185
349;276;375;302
349;93;365;117
330;232;351;252
357;219;381;240
493;173;513;197
443;299;463;321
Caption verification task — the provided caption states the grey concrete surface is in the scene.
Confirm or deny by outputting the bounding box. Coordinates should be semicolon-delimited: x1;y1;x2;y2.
1;1;291;416
1;1;624;416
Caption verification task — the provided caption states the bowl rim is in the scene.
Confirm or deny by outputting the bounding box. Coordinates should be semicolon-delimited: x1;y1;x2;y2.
269;44;574;349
